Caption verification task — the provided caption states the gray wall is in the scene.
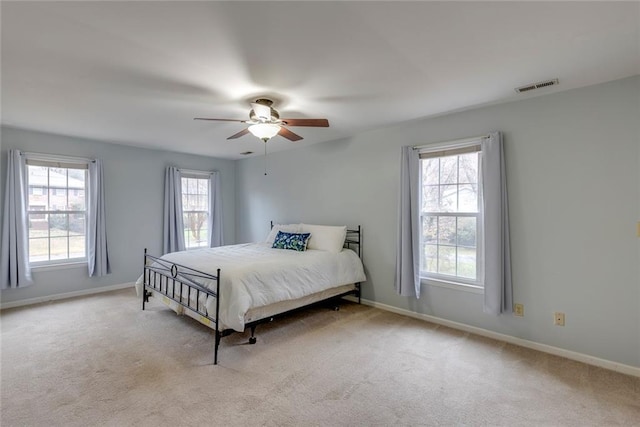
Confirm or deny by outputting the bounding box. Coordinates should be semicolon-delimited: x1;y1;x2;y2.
0;127;236;303
236;76;640;368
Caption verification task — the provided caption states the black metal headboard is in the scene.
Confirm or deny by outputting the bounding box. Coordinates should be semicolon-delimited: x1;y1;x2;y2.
344;226;362;259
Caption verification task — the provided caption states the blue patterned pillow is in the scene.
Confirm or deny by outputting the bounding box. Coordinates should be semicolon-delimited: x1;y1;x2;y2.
272;231;311;251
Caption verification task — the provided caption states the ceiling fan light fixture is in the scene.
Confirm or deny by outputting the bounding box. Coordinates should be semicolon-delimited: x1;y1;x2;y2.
248;123;280;141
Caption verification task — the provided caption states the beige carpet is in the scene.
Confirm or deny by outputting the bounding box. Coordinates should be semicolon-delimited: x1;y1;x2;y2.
1;289;639;427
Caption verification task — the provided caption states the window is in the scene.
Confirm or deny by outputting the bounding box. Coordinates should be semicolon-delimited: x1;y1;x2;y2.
26;157;88;265
419;143;483;287
181;174;210;249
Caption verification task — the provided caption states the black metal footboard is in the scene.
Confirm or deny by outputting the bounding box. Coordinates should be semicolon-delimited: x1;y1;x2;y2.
141;249;223;364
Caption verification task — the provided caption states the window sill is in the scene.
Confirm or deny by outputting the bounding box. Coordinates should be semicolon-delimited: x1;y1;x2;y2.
421;277;484;294
30;261;87;272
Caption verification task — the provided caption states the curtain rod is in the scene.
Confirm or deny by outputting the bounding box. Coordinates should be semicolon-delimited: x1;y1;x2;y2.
413;134;490;150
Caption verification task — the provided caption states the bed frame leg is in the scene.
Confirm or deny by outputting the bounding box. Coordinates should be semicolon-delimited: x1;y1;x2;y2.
214;331;221;365
249;325;257;345
142;290;151;310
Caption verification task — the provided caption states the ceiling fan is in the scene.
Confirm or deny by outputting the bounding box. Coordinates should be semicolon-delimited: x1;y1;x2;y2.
194;98;329;143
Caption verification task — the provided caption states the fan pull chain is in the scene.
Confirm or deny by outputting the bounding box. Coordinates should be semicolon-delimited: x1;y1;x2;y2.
264;141;268;176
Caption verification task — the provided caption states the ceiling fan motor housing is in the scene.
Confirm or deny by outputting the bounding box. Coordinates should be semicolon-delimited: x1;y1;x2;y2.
249;108;279;122
250;98;279;122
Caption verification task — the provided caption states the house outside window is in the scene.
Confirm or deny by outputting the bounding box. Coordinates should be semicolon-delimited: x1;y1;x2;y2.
419;141;483;288
26;157;88;265
181;174;210;249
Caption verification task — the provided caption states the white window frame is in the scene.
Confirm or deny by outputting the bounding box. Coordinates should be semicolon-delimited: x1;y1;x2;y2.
418;139;484;290
180;171;211;250
24;153;90;267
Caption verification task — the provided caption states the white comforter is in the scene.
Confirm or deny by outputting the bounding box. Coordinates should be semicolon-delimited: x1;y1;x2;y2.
135;243;366;332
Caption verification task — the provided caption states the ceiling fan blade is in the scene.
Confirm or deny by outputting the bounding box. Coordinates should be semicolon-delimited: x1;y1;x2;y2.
194;118;247;123
227;128;250;140
280;118;329;127
251;102;272;121
278;127;303;142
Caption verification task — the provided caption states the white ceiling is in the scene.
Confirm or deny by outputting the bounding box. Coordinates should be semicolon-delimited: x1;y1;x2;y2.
2;1;639;159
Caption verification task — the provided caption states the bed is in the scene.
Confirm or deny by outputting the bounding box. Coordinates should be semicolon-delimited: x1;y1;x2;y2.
135;223;365;364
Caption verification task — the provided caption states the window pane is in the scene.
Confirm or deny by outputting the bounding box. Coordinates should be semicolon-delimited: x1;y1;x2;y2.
439;156;458;184
49;168;66;186
438;216;456;245
423;158;439;185
439;184;458;211
69;213;85;235
457;247;476;279
27;166;48;188
459;153;478;184
68;168;86;184
28;207;46;221
184;212;208;248
422;216;437;243
29;188;46;207
189;195;198;211
438;246;456;275
49;237;69;260
69;189;85;210
29;237;49;262
197;179;208;193
29;217;48;239
197;194;208;211
424;244;437;273
458;184;478;213
50;189;67;210
457;217;476;247
49;214;68;237
424;185;439;212
69;236;86;258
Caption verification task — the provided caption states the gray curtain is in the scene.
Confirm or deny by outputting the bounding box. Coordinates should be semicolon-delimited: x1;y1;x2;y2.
87;159;111;277
163;167;185;254
0;150;33;289
481;132;513;314
395;146;421;298
208;171;224;247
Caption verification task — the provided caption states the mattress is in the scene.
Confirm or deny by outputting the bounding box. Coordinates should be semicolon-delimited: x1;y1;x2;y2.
135;242;366;331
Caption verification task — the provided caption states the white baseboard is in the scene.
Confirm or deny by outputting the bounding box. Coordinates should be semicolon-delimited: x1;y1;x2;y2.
345;296;640;378
0;282;134;310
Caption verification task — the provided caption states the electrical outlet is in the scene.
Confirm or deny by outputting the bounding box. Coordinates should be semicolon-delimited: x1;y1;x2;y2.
554;312;565;326
514;303;524;317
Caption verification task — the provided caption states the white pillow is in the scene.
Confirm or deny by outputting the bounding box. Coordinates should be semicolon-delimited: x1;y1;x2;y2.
265;223;302;245
300;224;347;253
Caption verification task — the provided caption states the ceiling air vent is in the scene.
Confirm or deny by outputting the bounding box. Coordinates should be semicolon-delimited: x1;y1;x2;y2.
515;79;559;93
240;151;254;155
